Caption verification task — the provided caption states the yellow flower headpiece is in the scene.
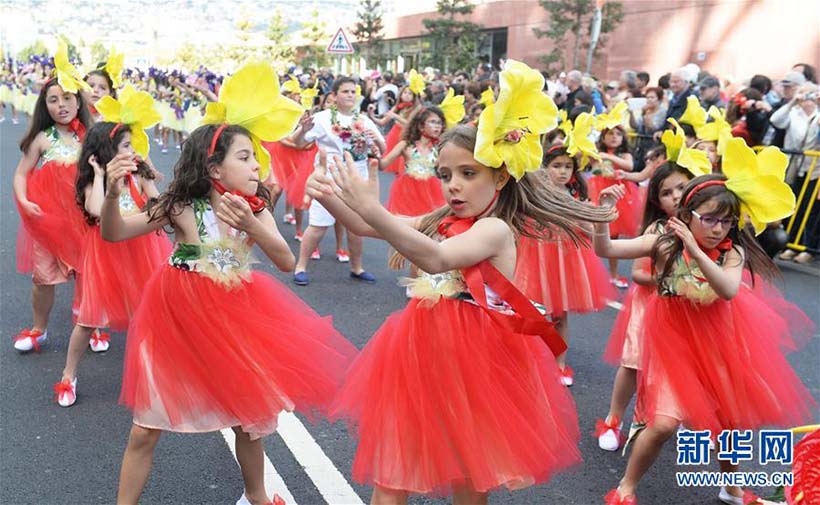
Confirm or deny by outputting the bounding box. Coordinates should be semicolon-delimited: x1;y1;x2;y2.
474;60;558;180
407;69;425;96
439;88;465;128
103;47;124;89
557;110;572;139
281;77;301;95
300;79;320;110
678;95;707;129
54;39;90;94
479;88;495;106
355;84;362;100
201;62;303;181
721;138;795;235
95;84;162;158
696;106;733;155
594;101;628;131
566;112;600;169
662;118;711;177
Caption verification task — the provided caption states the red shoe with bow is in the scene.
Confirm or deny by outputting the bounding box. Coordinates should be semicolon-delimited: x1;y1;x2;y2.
604;488;637;505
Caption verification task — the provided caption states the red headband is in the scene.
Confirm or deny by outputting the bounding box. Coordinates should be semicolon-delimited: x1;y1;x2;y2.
208;124;228;157
684;179;726;206
109;123;124;139
545;144;566;156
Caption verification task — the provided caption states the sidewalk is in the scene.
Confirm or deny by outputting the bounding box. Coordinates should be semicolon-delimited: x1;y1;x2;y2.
776;258;820;277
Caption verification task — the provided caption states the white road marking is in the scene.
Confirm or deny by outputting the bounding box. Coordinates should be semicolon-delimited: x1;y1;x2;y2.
607;300;624;311
220;428;298;505
277;412;365;505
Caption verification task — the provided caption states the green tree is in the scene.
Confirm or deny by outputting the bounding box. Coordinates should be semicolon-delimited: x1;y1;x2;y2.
533;0;623;70
17;40;49;62
422;0;483;73
353;0;384;67
266;9;295;67
299;9;330;69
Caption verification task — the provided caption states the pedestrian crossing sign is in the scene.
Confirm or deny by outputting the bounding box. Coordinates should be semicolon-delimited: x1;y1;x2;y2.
327;28;354;54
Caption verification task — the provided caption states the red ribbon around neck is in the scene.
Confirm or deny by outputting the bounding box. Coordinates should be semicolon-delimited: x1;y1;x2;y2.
395;102;414;112
211;179;266;213
436;216;567;357
682;237;733;266
68;117;86;141
124;174;146;209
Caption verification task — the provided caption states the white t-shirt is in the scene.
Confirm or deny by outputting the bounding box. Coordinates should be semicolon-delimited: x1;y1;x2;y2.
373;83;399;115
304;108;384;164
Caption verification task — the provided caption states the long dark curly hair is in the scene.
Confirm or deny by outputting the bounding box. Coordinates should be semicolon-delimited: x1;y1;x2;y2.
19;77;92;155
76;122;155;225
147;124;271;227
401;106;445;144
652;173;779;285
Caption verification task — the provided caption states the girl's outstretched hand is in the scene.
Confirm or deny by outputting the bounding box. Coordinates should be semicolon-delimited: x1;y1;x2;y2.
304;148;336;206
598;184;626;207
328;152;379;213
666;216;700;255
216;192;258;234
105;153;137;198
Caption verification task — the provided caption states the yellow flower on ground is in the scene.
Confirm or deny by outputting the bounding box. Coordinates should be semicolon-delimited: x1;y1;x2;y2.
474;60;558;180
95;84;162;158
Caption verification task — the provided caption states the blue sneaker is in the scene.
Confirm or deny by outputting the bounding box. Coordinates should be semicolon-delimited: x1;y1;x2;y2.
293;271;309;286
349;270;376;284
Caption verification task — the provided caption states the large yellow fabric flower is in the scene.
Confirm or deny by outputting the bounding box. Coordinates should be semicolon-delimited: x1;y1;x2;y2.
281;77;301;95
557;110;572;139
696;106;733;155
479;88;495;106
474;60;558;180
661;118;710;177
439;88;465;128
95;84;162;158
594;101;627;131
679;95;707;129
54;39;90;94
201;62;303;181
722;137;795;235
566;112;600;169
408;69;425;96
103;47;124;89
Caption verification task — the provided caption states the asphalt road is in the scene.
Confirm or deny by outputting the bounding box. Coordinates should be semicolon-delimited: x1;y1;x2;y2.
1;117;818;505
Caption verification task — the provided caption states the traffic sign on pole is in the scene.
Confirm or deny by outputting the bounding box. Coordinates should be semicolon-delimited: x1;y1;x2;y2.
326;28;354;54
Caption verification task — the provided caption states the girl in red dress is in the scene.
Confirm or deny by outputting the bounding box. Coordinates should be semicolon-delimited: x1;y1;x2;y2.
12;43;92;353
381;106;446;216
54;87;172;407
587;125;642;288
595;162;693;452
370;85;422;174
514;144;616;386
594;140;816;505
102;63;356;505
309;61;615;504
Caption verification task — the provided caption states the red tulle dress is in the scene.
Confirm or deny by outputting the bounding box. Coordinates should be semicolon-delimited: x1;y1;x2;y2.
586;159;642;238
382;109;413;174
639;249;817;434
284;143;318;210
120;198;357;439
75;178;172;331
514;188;615;315
262;141;299;187
603;221;665;368
384;143;445;216
331;217;581;495
16;124;89;278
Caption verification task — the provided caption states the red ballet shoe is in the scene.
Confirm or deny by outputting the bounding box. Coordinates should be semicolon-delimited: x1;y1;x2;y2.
604;488;637;505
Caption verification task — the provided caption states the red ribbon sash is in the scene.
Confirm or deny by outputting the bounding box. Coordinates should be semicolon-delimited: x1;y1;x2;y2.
437;216;567;357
